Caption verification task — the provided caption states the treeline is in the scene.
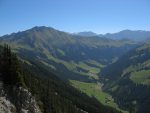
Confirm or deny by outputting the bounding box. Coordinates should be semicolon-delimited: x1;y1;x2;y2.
0;45;121;113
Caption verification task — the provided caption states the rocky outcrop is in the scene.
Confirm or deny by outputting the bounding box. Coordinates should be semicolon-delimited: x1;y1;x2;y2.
13;87;42;113
0;96;16;113
0;80;16;113
0;81;42;113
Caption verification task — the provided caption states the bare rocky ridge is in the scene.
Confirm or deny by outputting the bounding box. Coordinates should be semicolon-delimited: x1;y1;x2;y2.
0;79;41;113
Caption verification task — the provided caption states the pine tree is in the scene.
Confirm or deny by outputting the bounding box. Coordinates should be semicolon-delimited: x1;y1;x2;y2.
0;44;23;86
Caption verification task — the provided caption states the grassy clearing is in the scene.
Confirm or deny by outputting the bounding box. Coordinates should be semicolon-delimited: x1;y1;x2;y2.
74;62;101;79
40;61;56;70
57;49;65;56
77;62;100;73
86;60;104;68
130;70;150;85
70;80;129;113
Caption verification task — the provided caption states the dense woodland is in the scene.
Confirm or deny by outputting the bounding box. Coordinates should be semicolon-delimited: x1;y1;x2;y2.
0;45;121;113
101;43;150;113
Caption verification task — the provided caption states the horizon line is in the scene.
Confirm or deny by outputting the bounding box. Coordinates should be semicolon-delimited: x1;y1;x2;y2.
0;26;150;37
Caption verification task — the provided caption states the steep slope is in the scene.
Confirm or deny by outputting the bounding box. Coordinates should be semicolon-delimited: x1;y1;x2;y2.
0;26;136;82
0;45;122;113
101;41;150;113
0;45;42;113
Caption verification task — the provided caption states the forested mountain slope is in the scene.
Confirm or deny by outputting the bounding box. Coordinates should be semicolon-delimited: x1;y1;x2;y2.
101;41;150;113
0;45;122;113
0;26;139;113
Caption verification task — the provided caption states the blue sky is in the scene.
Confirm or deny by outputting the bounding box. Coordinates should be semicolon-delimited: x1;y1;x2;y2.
0;0;150;36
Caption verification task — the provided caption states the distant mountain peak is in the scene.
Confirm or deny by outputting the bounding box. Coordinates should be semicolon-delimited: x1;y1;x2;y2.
75;31;98;37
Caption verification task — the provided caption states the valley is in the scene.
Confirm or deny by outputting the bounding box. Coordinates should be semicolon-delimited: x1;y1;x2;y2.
0;26;150;113
70;80;128;113
1;1;150;113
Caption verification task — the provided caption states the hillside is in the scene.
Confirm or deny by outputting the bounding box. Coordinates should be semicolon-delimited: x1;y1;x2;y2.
0;26;138;113
0;26;136;82
101;41;150;113
0;45;122;113
1;0;150;113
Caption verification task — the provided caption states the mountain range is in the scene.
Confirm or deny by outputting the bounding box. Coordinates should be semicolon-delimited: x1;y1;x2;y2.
0;26;136;81
0;26;150;113
76;30;150;41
